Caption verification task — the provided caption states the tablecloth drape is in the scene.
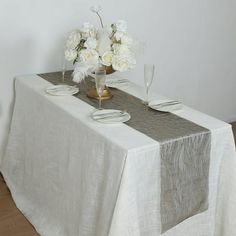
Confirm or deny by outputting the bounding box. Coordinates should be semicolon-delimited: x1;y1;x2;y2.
1;74;236;236
40;72;212;233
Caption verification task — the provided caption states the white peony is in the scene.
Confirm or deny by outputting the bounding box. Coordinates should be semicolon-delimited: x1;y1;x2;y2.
115;20;127;33
101;51;113;66
112;43;131;56
84;37;97;49
112;43;120;54
65;49;77;61
66;30;81;49
121;35;133;46
79;49;99;64
112;54;136;72
81;22;96;39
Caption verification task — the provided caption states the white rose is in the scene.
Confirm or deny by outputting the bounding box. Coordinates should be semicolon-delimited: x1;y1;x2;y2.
65;49;77;61
112;54;136;72
112;43;121;54
112;43;131;56
79;49;99;63
101;51;113;66
84;37;97;49
115;20;127;33
66;30;81;49
81;22;96;39
121;35;133;46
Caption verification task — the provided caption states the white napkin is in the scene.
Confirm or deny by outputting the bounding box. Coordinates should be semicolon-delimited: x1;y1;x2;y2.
106;77;129;88
45;85;79;96
148;99;182;112
92;109;131;124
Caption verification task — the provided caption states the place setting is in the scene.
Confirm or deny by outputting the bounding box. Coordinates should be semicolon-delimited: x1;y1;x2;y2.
142;63;182;113
89;67;131;124
44;58;79;96
45;84;79;96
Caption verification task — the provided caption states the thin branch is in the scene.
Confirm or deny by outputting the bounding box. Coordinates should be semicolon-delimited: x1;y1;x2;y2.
96;12;104;28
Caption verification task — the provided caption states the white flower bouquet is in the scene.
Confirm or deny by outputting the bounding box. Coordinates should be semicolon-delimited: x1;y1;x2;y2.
65;6;136;83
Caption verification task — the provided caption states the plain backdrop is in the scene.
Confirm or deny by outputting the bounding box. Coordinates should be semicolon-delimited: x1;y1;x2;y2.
0;0;236;162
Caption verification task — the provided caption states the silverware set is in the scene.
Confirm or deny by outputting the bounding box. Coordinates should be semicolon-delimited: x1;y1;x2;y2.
151;100;180;108
106;79;129;86
47;85;77;92
92;110;127;121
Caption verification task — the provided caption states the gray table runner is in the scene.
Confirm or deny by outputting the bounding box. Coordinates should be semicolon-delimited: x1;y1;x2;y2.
39;72;211;233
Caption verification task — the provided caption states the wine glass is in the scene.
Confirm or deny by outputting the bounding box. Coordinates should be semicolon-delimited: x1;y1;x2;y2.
95;68;106;110
144;64;155;105
61;56;66;83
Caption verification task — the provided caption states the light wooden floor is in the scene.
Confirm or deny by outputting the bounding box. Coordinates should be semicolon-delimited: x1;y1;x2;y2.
0;123;236;236
0;174;39;236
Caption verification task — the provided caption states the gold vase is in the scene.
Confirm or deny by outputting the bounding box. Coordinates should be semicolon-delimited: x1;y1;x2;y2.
87;86;113;100
86;65;115;100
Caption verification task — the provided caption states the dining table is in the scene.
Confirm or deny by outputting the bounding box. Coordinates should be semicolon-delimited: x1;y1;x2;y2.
1;71;236;236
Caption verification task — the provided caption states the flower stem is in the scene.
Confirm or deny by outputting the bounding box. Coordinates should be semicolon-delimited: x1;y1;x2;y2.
96;12;104;28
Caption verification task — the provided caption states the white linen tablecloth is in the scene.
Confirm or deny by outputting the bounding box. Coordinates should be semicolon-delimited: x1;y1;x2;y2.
1;74;236;236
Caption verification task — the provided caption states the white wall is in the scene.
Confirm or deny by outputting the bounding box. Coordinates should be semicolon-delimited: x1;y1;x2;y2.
0;0;236;160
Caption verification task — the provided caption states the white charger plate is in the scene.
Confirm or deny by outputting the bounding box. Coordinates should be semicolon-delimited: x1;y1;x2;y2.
91;109;131;124
148;100;182;112
45;85;79;96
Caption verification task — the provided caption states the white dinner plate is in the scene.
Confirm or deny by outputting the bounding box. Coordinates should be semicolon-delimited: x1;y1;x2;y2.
45;85;79;96
148;99;183;112
91;109;131;124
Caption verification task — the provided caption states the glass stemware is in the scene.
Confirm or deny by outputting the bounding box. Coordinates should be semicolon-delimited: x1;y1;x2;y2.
144;64;155;105
95;68;106;110
61;57;66;83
